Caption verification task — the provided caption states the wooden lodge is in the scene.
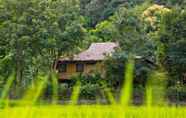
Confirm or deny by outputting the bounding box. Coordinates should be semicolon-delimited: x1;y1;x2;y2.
55;42;118;81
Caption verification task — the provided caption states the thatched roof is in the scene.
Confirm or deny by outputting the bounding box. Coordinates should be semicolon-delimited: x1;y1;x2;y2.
60;42;118;62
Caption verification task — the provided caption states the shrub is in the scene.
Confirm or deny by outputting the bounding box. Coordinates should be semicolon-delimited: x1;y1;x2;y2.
58;84;73;99
167;85;186;102
80;83;101;100
104;53;155;89
71;73;104;100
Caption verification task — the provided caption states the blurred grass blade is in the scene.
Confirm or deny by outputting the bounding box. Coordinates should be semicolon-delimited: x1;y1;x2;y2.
146;85;152;107
120;58;135;106
104;87;116;105
21;75;48;105
0;73;15;107
18;75;48;118
70;81;81;105
51;72;58;105
146;70;168;106
101;82;116;105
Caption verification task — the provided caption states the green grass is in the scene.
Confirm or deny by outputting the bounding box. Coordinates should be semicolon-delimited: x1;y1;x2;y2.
0;59;186;118
0;105;186;118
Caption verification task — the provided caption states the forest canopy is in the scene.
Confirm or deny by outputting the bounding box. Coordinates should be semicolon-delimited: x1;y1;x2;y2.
0;0;185;96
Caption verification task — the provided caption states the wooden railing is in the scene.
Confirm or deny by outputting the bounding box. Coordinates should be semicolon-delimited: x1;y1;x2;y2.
58;73;74;80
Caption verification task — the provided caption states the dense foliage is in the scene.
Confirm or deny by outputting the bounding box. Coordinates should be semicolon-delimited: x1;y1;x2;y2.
0;0;185;101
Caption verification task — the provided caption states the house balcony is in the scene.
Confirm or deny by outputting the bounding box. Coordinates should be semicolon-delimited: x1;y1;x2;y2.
58;73;76;80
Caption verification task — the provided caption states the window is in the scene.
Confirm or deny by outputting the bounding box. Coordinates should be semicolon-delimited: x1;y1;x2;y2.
76;63;84;72
58;63;67;73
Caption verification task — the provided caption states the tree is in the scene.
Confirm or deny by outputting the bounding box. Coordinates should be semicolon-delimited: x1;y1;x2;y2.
102;4;157;88
158;9;186;85
110;5;155;58
153;0;186;7
89;20;118;42
80;0;145;27
0;0;86;94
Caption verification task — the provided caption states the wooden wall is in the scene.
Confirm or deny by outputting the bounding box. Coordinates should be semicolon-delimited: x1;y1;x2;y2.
59;61;103;80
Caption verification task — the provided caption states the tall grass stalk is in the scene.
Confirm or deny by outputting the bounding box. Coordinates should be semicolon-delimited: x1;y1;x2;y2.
21;75;48;106
120;58;135;106
51;72;58;104
70;81;81;105
0;73;15;107
100;81;116;105
146;70;168;106
103;86;116;105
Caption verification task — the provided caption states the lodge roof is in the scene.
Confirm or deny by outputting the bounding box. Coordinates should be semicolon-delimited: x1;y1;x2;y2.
60;42;119;62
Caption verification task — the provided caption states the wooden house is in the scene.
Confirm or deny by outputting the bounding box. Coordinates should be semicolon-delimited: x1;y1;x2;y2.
55;42;118;81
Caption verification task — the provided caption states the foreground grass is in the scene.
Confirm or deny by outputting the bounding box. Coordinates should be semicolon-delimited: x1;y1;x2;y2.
1;59;186;118
0;105;186;118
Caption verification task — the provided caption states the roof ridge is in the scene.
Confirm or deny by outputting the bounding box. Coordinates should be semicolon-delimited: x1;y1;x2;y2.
91;42;116;44
60;42;119;61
